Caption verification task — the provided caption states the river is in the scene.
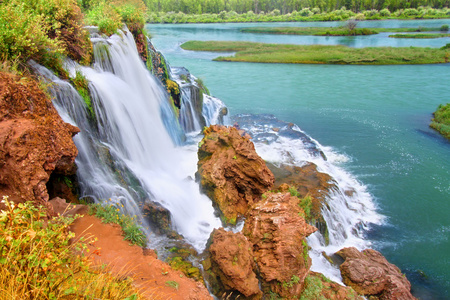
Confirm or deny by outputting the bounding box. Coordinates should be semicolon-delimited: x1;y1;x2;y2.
147;19;450;299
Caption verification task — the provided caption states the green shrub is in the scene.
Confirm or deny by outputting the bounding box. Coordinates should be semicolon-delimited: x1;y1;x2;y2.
86;2;122;36
441;24;449;32
115;3;145;34
0;2;62;62
0;0;91;67
380;8;391;17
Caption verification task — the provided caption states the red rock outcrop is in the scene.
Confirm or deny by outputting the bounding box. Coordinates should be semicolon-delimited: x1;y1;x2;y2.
243;191;317;297
197;125;274;224
207;228;262;299
0;72;79;212
269;162;335;243
337;247;417;300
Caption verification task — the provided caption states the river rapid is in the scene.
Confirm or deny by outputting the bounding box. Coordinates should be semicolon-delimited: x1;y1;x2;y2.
147;19;450;299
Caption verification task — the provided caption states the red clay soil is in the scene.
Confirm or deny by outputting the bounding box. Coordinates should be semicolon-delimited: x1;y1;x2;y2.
69;206;212;300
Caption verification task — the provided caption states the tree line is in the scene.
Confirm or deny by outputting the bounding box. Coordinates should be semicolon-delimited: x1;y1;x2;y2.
143;0;450;14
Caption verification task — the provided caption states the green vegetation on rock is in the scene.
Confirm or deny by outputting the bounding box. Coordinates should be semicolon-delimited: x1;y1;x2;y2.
71;70;95;120
430;103;450;139
181;40;450;65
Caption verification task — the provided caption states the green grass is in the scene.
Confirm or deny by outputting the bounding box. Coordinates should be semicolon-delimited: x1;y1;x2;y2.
181;40;450;65
241;26;445;36
389;33;450;38
88;202;147;247
430;103;450;139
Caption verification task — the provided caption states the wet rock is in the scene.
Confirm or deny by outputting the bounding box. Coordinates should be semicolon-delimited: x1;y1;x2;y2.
142;200;182;239
205;228;262;299
243;192;317;297
336;247;417;300
197;125;274;225
268;162;335;243
0;72;79;213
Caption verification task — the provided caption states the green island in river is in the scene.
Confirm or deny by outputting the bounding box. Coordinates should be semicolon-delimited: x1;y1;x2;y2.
181;40;450;65
240;26;447;36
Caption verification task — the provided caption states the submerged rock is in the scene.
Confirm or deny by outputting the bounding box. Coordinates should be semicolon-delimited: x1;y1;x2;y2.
336;247;417;300
197;125;274;225
0;72;79;212
243;192;317;298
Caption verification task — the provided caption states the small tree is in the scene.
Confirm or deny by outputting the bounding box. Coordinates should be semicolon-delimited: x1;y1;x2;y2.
346;19;358;33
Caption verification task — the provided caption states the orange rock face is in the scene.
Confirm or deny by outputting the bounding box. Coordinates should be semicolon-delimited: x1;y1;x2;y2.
0;72;79;211
197;125;274;224
337;247;417;300
269;162;335;241
208;228;262;299
243;192;317;298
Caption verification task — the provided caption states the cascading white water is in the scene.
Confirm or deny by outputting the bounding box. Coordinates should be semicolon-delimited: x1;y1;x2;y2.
37;28;223;251
234;114;384;283
171;67;228;133
35;24;384;286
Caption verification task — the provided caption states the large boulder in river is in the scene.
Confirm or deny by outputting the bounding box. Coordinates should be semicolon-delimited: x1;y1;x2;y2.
243;191;317;298
205;228;262;299
196;125;274;225
0;72;79;212
336;247;417;300
268;162;335;244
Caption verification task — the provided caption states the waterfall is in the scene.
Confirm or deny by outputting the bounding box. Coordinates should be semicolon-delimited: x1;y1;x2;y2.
171;67;228;133
34;28;223;251
233;114;384;284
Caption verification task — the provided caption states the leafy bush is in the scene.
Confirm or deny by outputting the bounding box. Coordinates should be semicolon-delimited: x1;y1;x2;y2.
115;2;146;34
86;2;122;36
441;24;449;32
0;2;62;62
0;0;91;67
0;196;142;299
380;8;391;16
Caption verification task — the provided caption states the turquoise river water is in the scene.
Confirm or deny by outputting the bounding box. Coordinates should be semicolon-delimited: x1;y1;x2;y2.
147;19;450;299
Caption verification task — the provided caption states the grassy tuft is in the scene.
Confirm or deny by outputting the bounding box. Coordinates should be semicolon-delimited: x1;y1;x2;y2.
88;201;147;247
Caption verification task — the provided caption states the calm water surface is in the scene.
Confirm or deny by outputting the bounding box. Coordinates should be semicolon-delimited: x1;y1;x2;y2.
147;20;450;299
